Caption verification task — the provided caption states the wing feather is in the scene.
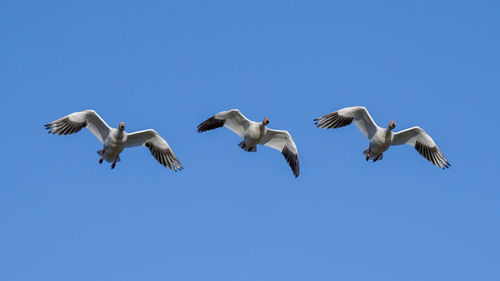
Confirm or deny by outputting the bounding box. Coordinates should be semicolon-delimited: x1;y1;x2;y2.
197;109;251;137
261;129;300;177
45;110;111;143
392;126;450;169
125;129;183;171
314;106;379;139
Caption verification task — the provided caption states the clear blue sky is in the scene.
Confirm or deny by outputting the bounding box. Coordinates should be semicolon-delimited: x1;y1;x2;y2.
1;0;499;280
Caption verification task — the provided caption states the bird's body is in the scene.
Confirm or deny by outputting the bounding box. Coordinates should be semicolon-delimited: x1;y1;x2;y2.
46;110;183;170
315;106;450;169
364;127;392;160
238;121;267;151
246;122;265;142
100;128;126;162
198;109;300;177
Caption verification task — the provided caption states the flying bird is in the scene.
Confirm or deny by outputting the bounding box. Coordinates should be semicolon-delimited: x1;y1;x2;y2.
45;110;183;170
197;109;300;177
314;106;450;169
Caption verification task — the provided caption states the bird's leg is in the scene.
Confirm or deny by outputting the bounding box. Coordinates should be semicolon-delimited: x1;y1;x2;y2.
373;154;381;162
99;150;104;164
366;148;371;161
111;155;118;169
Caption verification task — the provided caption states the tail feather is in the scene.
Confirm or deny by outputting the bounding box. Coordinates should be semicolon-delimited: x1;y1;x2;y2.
97;150;121;162
363;149;383;162
238;141;257;152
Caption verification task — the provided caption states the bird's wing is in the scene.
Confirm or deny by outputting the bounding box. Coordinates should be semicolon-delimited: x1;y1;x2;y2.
197;109;251;137
314;106;379;139
125;129;183;171
261;129;300;177
392;126;450;169
45;110;111;143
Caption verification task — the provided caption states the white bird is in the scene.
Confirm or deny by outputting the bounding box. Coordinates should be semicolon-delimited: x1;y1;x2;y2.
314;106;450;169
45;110;183;170
197;109;300;177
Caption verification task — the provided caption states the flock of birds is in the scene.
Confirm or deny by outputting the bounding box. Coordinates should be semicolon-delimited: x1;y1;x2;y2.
45;107;450;177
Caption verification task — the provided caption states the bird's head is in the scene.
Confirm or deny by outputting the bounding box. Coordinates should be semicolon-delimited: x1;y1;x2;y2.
388;120;396;130
119;122;125;131
262;117;270;126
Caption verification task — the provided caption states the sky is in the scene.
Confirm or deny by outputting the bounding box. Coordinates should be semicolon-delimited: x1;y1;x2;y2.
1;0;499;280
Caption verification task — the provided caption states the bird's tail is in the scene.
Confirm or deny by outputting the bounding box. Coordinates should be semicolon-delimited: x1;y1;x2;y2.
238;141;257;152
96;150;120;162
363;149;383;161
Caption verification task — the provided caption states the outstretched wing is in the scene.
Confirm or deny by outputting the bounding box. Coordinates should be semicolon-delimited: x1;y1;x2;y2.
261;129;300;177
392;126;450;169
314;106;379;139
125;129;183;171
197;109;251;137
45;110;111;143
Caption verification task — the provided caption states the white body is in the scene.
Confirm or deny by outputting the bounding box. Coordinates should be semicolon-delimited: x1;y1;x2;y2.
244;122;267;147
369;128;392;156
102;129;126;162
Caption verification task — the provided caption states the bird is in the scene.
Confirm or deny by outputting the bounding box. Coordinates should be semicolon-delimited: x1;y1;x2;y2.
45;110;183;170
314;106;450;169
197;109;300;177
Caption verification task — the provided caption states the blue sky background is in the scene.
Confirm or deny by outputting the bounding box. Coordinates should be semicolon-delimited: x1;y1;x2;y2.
1;0;499;280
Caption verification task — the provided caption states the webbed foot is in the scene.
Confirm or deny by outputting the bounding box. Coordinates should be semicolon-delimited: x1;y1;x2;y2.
99;150;104;164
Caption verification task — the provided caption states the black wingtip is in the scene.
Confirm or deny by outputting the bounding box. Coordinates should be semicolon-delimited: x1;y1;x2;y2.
44;123;53;132
282;146;300;178
45;124;54;134
197;116;225;133
415;141;451;170
314;112;353;129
